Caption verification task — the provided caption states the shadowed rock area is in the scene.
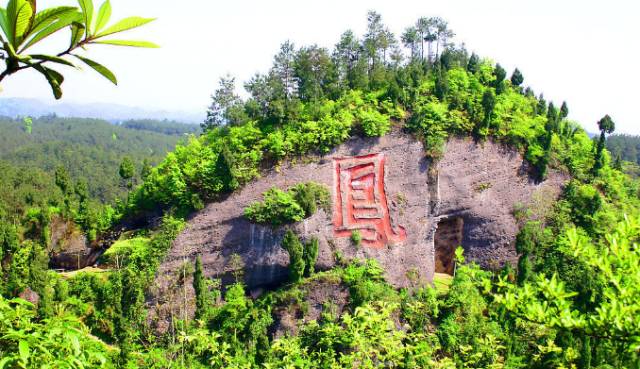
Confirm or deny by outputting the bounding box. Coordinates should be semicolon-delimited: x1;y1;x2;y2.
147;133;566;331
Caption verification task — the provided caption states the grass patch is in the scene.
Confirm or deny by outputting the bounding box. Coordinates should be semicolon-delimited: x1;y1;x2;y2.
58;267;110;280
433;272;454;294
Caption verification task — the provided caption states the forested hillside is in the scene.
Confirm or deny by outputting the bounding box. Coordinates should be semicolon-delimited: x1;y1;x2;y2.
0;116;196;208
607;134;640;164
1;9;639;369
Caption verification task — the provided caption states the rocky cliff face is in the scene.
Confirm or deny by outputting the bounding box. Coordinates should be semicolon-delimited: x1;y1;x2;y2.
146;133;565;331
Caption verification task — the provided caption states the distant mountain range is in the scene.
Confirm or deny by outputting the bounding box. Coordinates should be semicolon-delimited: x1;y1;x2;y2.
0;97;204;123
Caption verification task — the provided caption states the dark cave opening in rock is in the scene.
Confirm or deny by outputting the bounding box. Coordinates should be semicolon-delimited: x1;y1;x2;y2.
434;217;464;275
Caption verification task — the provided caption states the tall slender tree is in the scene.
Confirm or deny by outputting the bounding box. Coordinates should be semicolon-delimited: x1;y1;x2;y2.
273;41;299;100
193;255;207;320
593;114;616;174
401;26;420;61
560;101;569;119
203;75;245;130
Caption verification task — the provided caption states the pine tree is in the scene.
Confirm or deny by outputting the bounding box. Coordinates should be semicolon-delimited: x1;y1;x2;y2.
536;94;547;115
560;101;569;119
493;63;507;94
193;255;208;320
515;229;534;285
119;156;135;188
141;159;152;180
613;153;623;171
54;165;72;195
481;89;496;131
281;230;305;283
510;68;524;87
303;237;319;276
593;115;616;174
203;75;245;130
434;69;449;100
467;53;479;73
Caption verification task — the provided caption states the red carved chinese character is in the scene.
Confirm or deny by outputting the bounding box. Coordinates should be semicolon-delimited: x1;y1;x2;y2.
333;153;406;248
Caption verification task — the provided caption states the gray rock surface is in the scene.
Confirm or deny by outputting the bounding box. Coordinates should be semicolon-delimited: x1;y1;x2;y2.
146;133;566;331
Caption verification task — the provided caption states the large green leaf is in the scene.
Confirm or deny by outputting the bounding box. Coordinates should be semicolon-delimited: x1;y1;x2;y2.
93;39;158;48
77;0;93;35
33;64;64;99
0;8;11;41
95;16;155;38
30;54;75;67
20;11;80;51
18;340;29;363
7;0;34;46
94;0;110;33
69;21;85;48
0;356;12;369
28;6;76;36
72;54;116;85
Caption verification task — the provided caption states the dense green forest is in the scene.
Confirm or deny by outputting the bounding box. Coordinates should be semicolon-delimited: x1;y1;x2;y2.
607;134;640;164
0;116;195;206
1;10;639;369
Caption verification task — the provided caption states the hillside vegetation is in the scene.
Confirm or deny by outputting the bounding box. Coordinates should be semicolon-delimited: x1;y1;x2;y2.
0;116;195;207
1;12;639;368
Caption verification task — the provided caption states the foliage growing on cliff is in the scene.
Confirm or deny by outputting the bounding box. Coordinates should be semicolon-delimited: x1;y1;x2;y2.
244;182;330;226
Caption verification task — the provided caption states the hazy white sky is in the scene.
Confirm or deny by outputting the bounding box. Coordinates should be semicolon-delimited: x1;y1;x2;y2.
2;0;638;133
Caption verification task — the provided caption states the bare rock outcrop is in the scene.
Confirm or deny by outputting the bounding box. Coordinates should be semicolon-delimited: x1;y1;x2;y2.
147;133;566;330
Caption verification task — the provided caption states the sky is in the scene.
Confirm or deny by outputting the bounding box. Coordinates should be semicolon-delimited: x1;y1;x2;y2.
1;0;639;133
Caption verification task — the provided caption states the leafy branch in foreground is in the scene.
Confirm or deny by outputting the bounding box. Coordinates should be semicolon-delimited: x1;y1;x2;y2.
0;0;158;99
494;215;640;352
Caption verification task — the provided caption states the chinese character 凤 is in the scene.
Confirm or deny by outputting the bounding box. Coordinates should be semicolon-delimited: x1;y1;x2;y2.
333;153;406;248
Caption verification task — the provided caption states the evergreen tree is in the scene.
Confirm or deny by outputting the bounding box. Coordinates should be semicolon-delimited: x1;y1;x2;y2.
401;26;420;60
273;41;299;101
334;30;367;91
467;52;480;73
510;68;524;87
434;18;454;59
54;165;72;195
214;148;238;194
515;224;536;285
493;63;507;94
536;94;547;115
546;102;559;133
193;255;208;320
141;158;152;180
481;89;496;131
434;69;449;100
294;45;334;101
613;153;623;171
593;115;616;174
560;101;569;119
303;237;319;276
203;75;245;130
119;156;135;188
281;229;305;283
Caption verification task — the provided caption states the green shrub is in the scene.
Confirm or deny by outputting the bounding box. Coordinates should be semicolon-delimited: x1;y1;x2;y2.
342;259;395;307
100;236;150;266
282;230;305;283
350;230;362;247
244;188;305;226
244;182;330;226
357;107;391;137
290;182;331;216
304;237;319;276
